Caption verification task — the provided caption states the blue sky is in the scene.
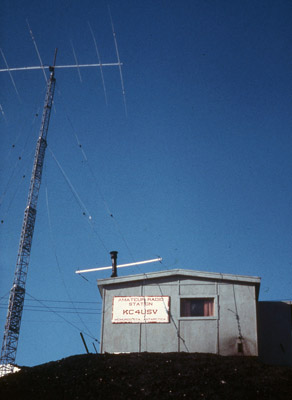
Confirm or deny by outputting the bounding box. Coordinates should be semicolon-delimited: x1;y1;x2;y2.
1;0;292;367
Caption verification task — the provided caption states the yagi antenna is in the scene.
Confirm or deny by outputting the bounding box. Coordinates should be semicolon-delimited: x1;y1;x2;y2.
1;19;126;110
75;252;162;278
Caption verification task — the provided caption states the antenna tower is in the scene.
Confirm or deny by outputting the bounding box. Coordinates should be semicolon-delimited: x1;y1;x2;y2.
0;19;125;375
0;55;57;376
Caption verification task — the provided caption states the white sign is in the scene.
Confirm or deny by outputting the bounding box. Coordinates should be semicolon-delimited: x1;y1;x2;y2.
112;296;170;324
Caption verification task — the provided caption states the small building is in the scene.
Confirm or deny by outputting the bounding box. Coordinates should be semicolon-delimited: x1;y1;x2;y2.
97;269;261;356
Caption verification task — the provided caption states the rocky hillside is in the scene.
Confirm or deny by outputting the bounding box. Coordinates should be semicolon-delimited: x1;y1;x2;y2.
0;353;291;399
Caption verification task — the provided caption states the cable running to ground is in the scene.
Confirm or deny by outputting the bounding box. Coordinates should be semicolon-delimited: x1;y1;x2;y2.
26;292;100;343
0;297;101;304
48;147;108;253
45;183;99;340
55;88;134;262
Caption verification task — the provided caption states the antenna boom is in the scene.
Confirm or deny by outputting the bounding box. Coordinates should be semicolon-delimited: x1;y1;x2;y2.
75;258;162;274
0;62;122;73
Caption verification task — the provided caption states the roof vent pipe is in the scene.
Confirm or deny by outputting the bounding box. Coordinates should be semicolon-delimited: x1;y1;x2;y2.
110;251;118;278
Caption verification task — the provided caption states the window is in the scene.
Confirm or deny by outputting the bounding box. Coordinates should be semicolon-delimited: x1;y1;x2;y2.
180;298;214;317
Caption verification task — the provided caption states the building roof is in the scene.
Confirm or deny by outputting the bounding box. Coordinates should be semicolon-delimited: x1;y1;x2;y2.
97;268;261;295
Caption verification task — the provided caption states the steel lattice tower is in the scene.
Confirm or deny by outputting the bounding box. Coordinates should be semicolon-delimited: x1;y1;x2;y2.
0;64;56;376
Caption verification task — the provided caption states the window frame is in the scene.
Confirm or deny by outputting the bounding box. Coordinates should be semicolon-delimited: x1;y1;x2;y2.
179;295;218;320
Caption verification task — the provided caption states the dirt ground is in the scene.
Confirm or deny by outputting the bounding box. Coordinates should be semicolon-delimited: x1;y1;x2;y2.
0;352;291;399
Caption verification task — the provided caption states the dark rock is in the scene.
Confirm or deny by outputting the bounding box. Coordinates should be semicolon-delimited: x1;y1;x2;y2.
0;353;291;399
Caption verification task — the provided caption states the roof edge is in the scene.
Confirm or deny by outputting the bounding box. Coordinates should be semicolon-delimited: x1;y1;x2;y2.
97;268;261;294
